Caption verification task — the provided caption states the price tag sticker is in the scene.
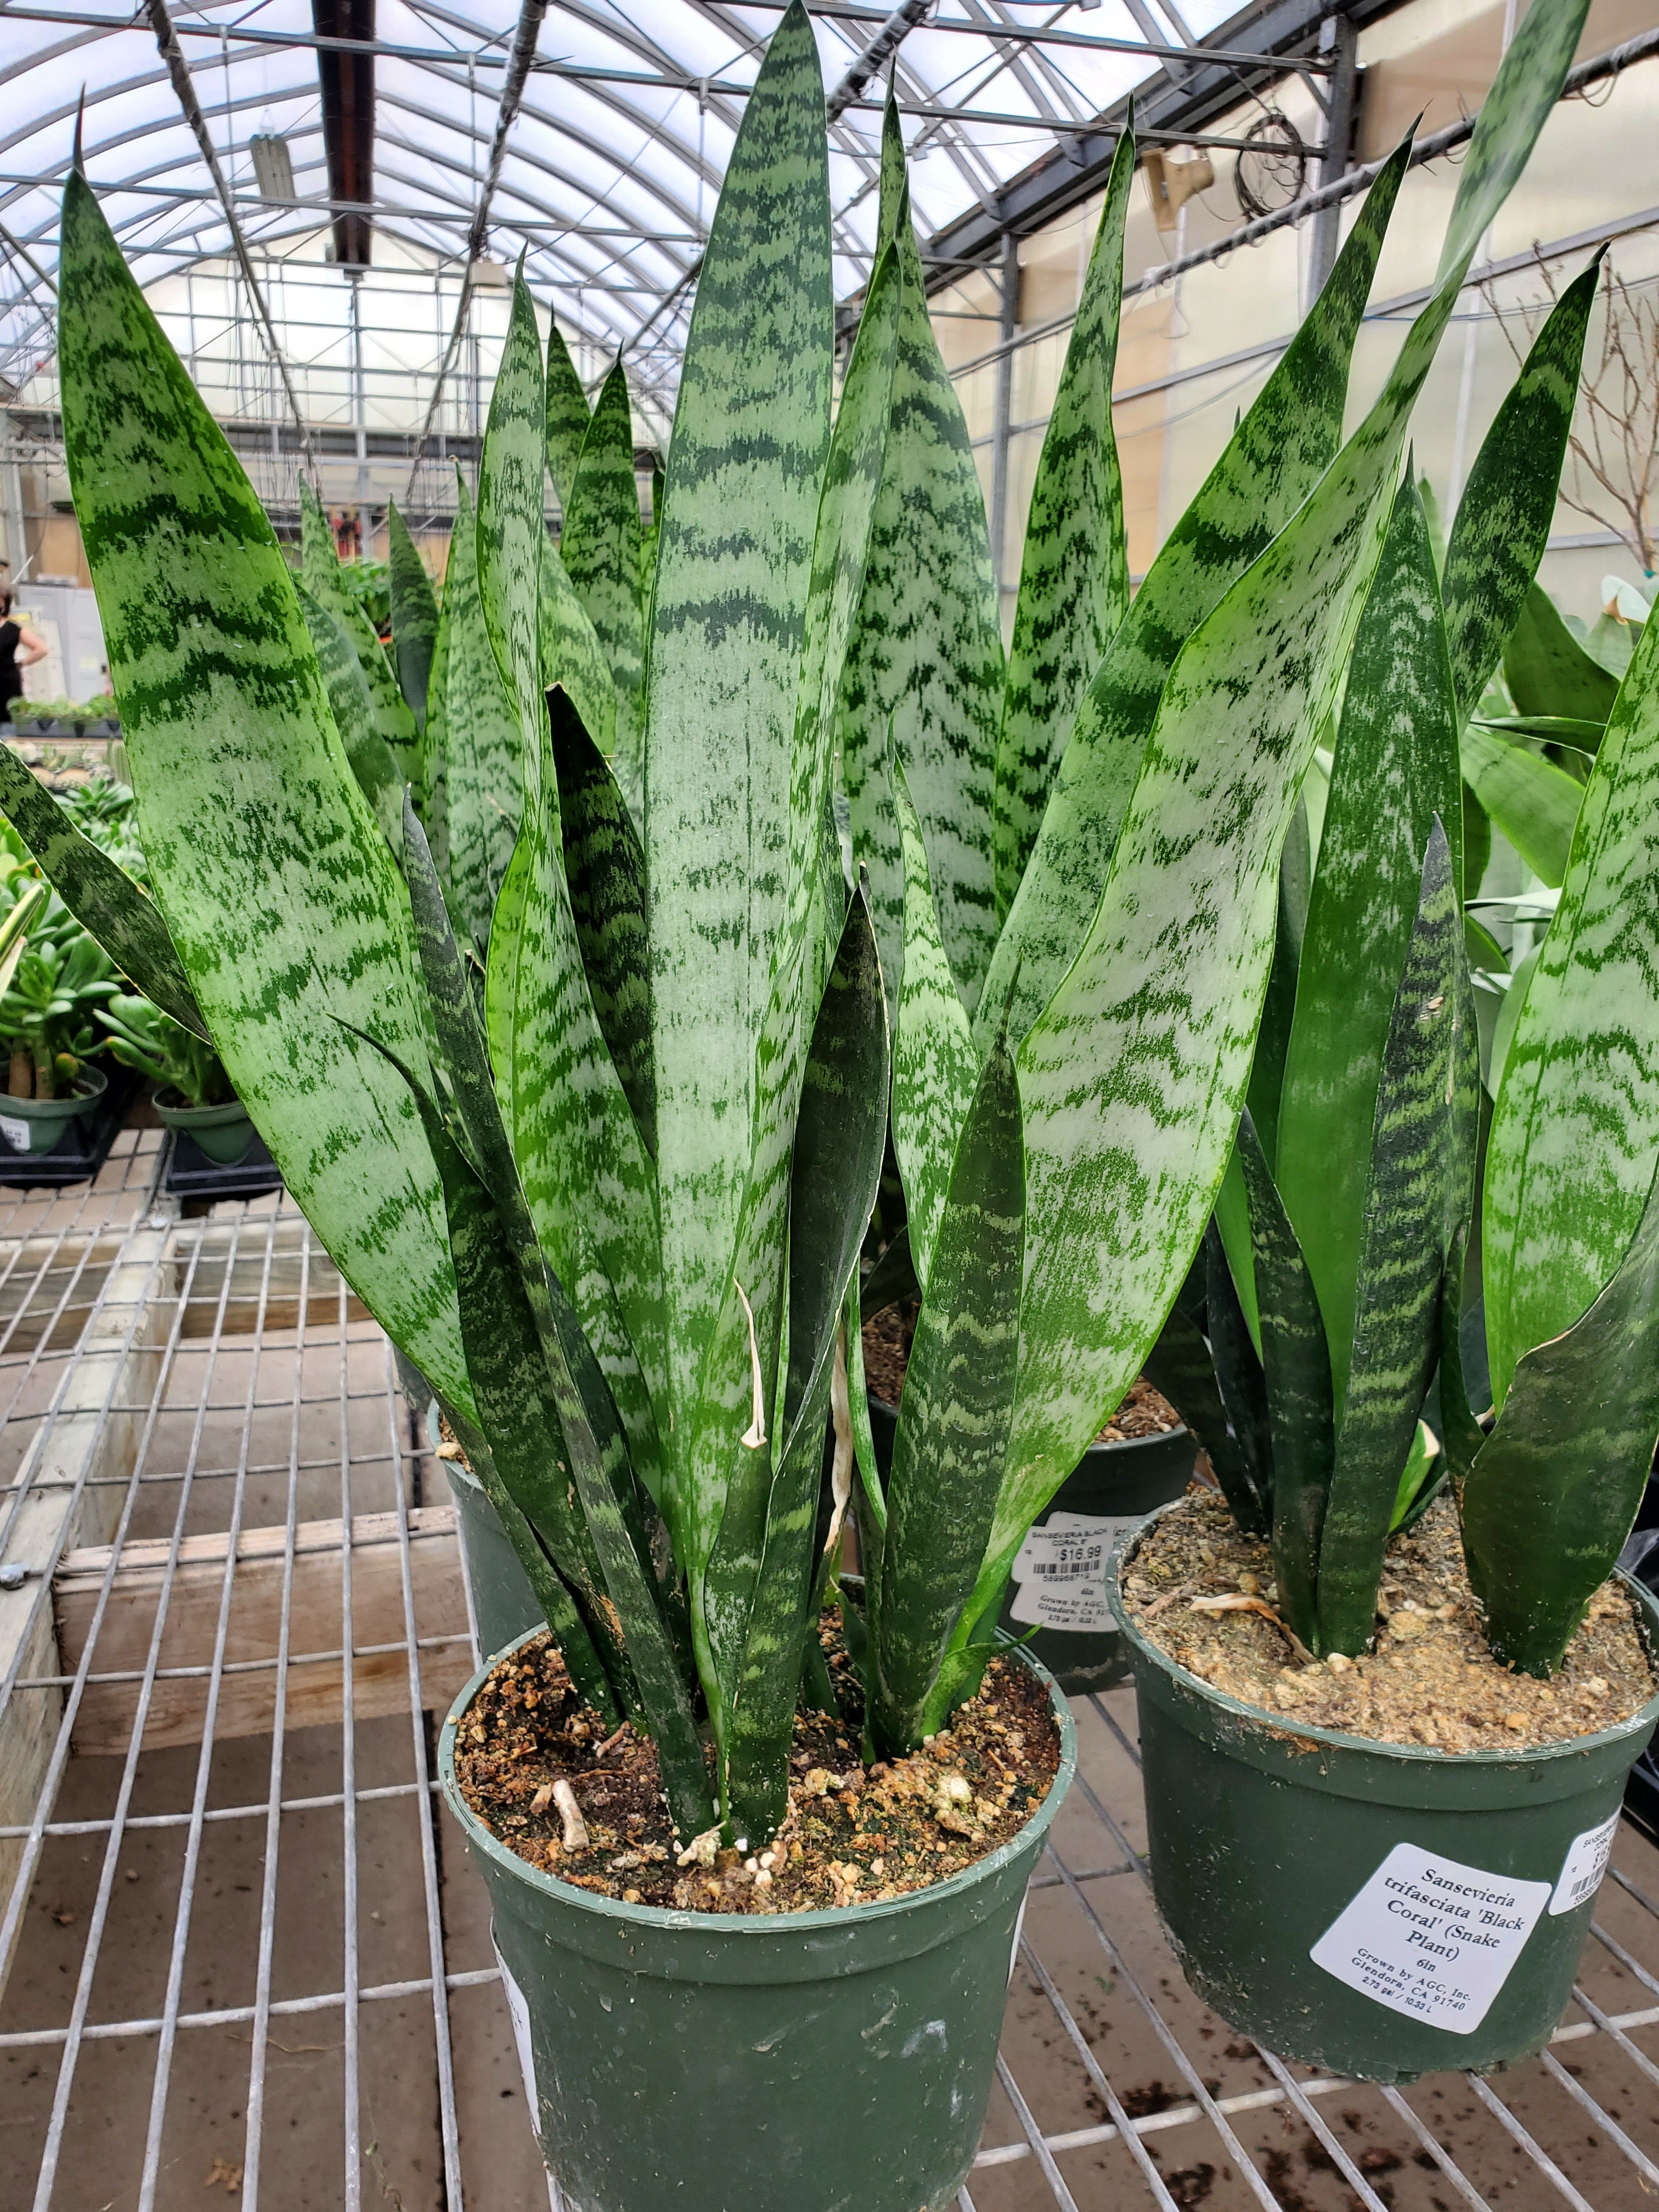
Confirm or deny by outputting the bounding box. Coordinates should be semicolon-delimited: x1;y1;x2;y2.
0;1114;30;1152
1310;1843;1550;2034
1549;1811;1620;1916
1008;1512;1138;1632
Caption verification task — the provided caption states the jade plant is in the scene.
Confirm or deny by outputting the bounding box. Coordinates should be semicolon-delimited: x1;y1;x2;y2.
97;991;232;1108
0;881;116;1098
18;2;1583;1844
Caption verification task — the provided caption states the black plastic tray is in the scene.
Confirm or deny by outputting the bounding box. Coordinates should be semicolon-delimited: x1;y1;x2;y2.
163;1124;284;1203
0;1063;139;1188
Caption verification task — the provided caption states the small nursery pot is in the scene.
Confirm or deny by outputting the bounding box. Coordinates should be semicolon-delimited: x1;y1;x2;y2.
867;1393;1193;1694
443;1446;541;1659
1109;1504;1659;2081
0;1064;108;1155
440;1628;1076;2212
154;1087;256;1165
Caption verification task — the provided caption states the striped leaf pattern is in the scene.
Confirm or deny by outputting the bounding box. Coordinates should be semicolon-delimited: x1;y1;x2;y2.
891;757;980;1290
1236;1112;1333;1648
545;320;592;514
838;95;1002;1022
507;703;667;1508
1313;822;1475;1656
298;482;420;788
560;362;645;776
548;690;656;1158
986;0;1583;1597
872;1029;1024;1753
994;122;1135;919
724;892;887;1839
538;531;617;763
295;580;405;848
1483;606;1659;1403
56;170;469;1416
644;0;831;1509
979;132;1415;1049
0;747;205;1036
1441;261;1601;719
1464;1156;1659;1674
476;270;548;760
441;476;523;952
387;500;440;733
1275;478;1463;1404
420;545;452;874
690;240;898;1714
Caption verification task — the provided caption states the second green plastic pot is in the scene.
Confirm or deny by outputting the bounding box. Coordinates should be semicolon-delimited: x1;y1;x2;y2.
443;1447;541;1660
154;1087;256;1165
1110;1503;1659;2081
867;1392;1193;1694
0;1064;108;1155
442;1628;1076;2212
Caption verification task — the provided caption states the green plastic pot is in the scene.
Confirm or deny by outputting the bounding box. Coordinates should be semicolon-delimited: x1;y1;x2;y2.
867;1392;1193;1694
154;1086;256;1165
443;1447;541;1659
1109;1503;1659;2081
441;1627;1076;2212
0;1063;107;1155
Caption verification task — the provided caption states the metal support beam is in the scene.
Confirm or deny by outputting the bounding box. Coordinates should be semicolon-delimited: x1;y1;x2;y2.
1305;12;1359;310
404;0;548;493
142;0;316;471
988;230;1018;603
313;0;376;269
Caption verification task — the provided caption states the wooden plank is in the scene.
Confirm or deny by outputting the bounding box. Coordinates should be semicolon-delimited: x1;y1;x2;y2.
0;1218;177;1983
53;1506;473;1756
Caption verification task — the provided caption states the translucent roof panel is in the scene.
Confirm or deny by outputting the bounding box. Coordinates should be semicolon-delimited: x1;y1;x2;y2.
1;0;1250;435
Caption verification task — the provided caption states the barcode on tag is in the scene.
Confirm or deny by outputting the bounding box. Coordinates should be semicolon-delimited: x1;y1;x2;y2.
1549;1812;1619;1916
1008;1512;1138;1632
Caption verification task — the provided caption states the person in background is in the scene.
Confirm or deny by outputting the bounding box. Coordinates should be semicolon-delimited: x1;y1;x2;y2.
0;586;49;726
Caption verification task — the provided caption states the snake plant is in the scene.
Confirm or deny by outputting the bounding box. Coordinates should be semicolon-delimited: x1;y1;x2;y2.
1146;253;1659;1675
14;0;1583;1842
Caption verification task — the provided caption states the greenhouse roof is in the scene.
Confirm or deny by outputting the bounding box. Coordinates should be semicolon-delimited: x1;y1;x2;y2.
0;0;1342;442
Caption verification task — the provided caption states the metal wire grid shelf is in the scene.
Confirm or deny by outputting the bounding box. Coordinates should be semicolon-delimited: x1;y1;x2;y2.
0;1144;1656;2210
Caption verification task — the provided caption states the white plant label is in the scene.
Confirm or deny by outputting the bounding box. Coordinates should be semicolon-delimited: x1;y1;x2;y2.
0;1114;30;1152
492;1936;541;2117
1549;1811;1620;1916
1310;1843;1550;2034
1008;1512;1138;1632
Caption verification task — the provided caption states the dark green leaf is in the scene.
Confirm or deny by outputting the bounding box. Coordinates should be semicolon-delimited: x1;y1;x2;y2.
560;362;645;765
1441;259;1601;718
57;168;467;1413
1459;721;1584;888
1464;1156;1659;1674
1503;580;1620;726
295;580;405;849
545;321;592;514
548;687;654;1156
1277;477;1463;1403
298;482;420;787
871;1026;1023;1753
1314;821;1475;1655
387;500;440;734
980;131;1415;1047
994;121;1135;919
0;746;206;1036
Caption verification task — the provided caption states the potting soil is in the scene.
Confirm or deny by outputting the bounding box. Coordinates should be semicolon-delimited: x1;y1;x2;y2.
1125;1488;1656;1752
453;1616;1060;1915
